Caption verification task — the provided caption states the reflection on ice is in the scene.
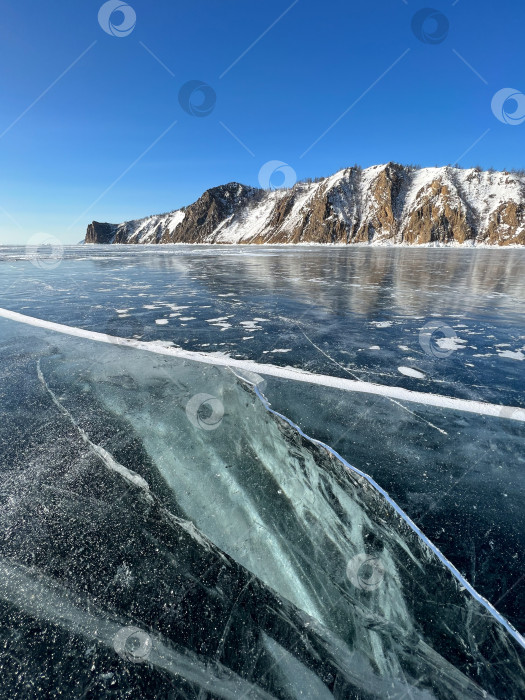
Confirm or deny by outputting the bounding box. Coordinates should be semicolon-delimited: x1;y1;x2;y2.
1;246;524;409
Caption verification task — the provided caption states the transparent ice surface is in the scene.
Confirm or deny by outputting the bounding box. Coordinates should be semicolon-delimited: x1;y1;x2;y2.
0;316;523;699
263;372;525;623
1;245;524;407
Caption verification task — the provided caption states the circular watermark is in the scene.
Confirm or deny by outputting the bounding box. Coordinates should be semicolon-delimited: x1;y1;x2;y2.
346;554;385;591
178;81;216;118
25;233;64;270
418;320;458;359
186;393;224;430
113;626;152;663
411;8;449;44
104;315;145;345
98;1;136;37
233;369;268;396
258;161;297;190
491;88;525;126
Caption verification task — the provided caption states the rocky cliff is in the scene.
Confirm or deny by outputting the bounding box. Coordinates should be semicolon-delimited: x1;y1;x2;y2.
85;163;525;246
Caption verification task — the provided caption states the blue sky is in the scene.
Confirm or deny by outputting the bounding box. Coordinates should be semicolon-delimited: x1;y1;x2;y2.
0;0;524;243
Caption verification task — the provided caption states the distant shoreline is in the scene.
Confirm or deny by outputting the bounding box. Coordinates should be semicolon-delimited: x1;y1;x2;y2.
79;241;525;249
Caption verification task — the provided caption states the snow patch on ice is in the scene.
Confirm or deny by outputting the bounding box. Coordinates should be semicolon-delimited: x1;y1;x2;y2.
398;367;426;379
435;337;467;352
498;349;524;361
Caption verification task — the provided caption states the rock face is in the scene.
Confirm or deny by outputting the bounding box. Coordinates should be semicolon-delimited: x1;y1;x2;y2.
85;221;118;244
85;164;525;246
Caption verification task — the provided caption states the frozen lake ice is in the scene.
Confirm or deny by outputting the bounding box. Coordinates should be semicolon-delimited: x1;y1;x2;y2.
0;244;524;698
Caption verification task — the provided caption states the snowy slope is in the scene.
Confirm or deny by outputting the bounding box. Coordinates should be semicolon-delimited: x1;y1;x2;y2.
86;164;525;246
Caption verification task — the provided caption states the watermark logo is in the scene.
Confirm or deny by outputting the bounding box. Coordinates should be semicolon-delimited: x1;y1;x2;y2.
25;233;64;270
418;320;458;359
98;1;136;38
346;554;385;591
411;8;449;44
186;393;224;430
258;161;297;190
178;81;216;118
233;369;268;396
113;626;152;663
491;88;525;126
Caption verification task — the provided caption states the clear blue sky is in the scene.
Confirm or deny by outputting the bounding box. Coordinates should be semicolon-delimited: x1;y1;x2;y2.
0;0;524;243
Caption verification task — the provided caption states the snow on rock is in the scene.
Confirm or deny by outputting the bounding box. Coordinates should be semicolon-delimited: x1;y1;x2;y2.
86;164;525;246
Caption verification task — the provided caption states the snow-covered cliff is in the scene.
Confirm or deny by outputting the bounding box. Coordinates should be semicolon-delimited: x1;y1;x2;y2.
86;163;525;246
